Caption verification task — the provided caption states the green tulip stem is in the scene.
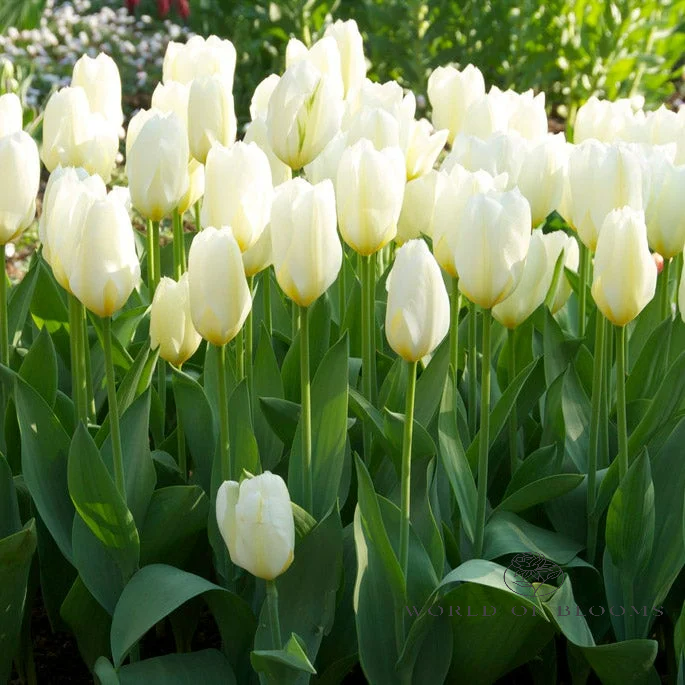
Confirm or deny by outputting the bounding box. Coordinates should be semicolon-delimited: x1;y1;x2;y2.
176;378;187;482
449;277;461;377
246;276;254;410
0;262;7;367
660;257;671;320
361;254;375;457
103;316;125;499
217;343;231;481
172;208;185;279
473;308;492;559
157;358;167;438
339;253;346;326
263;269;272;336
235;329;245;381
675;253;683;310
82;304;95;423
507;328;517;476
578;242;588;338
300;305;313;513
467;301;478;439
616;324;628;480
266;580;282;650
68;295;88;425
600;324;611;468
146;218;155;300
194;200;202;232
586;314;606;565
399;359;418;580
369;255;377;405
152;220;161;295
291;300;298;340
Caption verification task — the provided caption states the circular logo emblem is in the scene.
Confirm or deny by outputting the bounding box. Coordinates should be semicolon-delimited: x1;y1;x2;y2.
503;553;565;599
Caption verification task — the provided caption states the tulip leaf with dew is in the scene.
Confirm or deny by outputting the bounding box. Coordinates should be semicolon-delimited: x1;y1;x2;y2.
110;563;256;670
0;521;37;685
3;365;74;562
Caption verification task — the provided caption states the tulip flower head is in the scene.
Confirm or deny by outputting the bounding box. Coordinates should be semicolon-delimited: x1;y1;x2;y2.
72;53;124;130
215;472;295;581
163;35;237;89
385;239;450;362
591;207;657;326
0;92;22;138
150;274;202;367
270;178;342;307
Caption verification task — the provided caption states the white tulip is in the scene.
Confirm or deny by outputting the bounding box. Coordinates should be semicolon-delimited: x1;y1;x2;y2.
396;169;450;244
163;35;237;90
151;81;190;131
72;53;124;129
243;118;292;187
0;93;22;137
323;19;366;98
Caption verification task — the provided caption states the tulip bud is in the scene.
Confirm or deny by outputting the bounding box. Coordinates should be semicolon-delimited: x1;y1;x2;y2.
39;167;107;290
72;53;124;130
243;223;272;277
454;188;532;309
177;159;205;216
573;96;635;143
432;165;505;277
645;158;685;259
507;89;548;141
77;113;119;183
266;61;344;170
243;118;292;187
516;134;568;227
402;118;448;180
385;239;450;362
285;36;344;101
427;64;485;144
567;141;645;252
187;226;251;345
592;207;656;326
150;274;202;367
396;169;450;244
0;93;22;137
201;141;273;252
126;111;190;221
70;196;141;317
0;131;40;244
323;19;366;99
249;74;281;121
151;80;190;131
345;106;401;151
492;230;557;328
270;178;341;307
215;472;295;580
336;139;405;255
188;75;237;164
163;35;237;90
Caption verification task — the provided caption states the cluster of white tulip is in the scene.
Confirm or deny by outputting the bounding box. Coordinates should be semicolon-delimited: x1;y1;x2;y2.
3;12;685;613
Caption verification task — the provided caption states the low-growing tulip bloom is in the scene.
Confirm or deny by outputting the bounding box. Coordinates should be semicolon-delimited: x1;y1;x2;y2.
250;75;281;121
215;472;295;580
39;167;107;291
270;178;341;307
163;35;237;90
492;230;556;328
454;189;532;309
567;141;644;251
0;131;40;245
573;96;636;143
187;226;252;345
427;64;485;145
402;117;448;181
177;159;205;216
150;274;202;367
591;207;657;326
323;19;366;99
243;224;272;277
188;75;237;164
72;53;124;129
0;93;22;137
126;111;190;221
385;239;450;362
70;197;141;317
645;159;685;259
201;141;273;252
396;169;450;244
266;61;344;170
151;81;190;131
336;139;405;255
244;118;292;187
303;130;348;186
